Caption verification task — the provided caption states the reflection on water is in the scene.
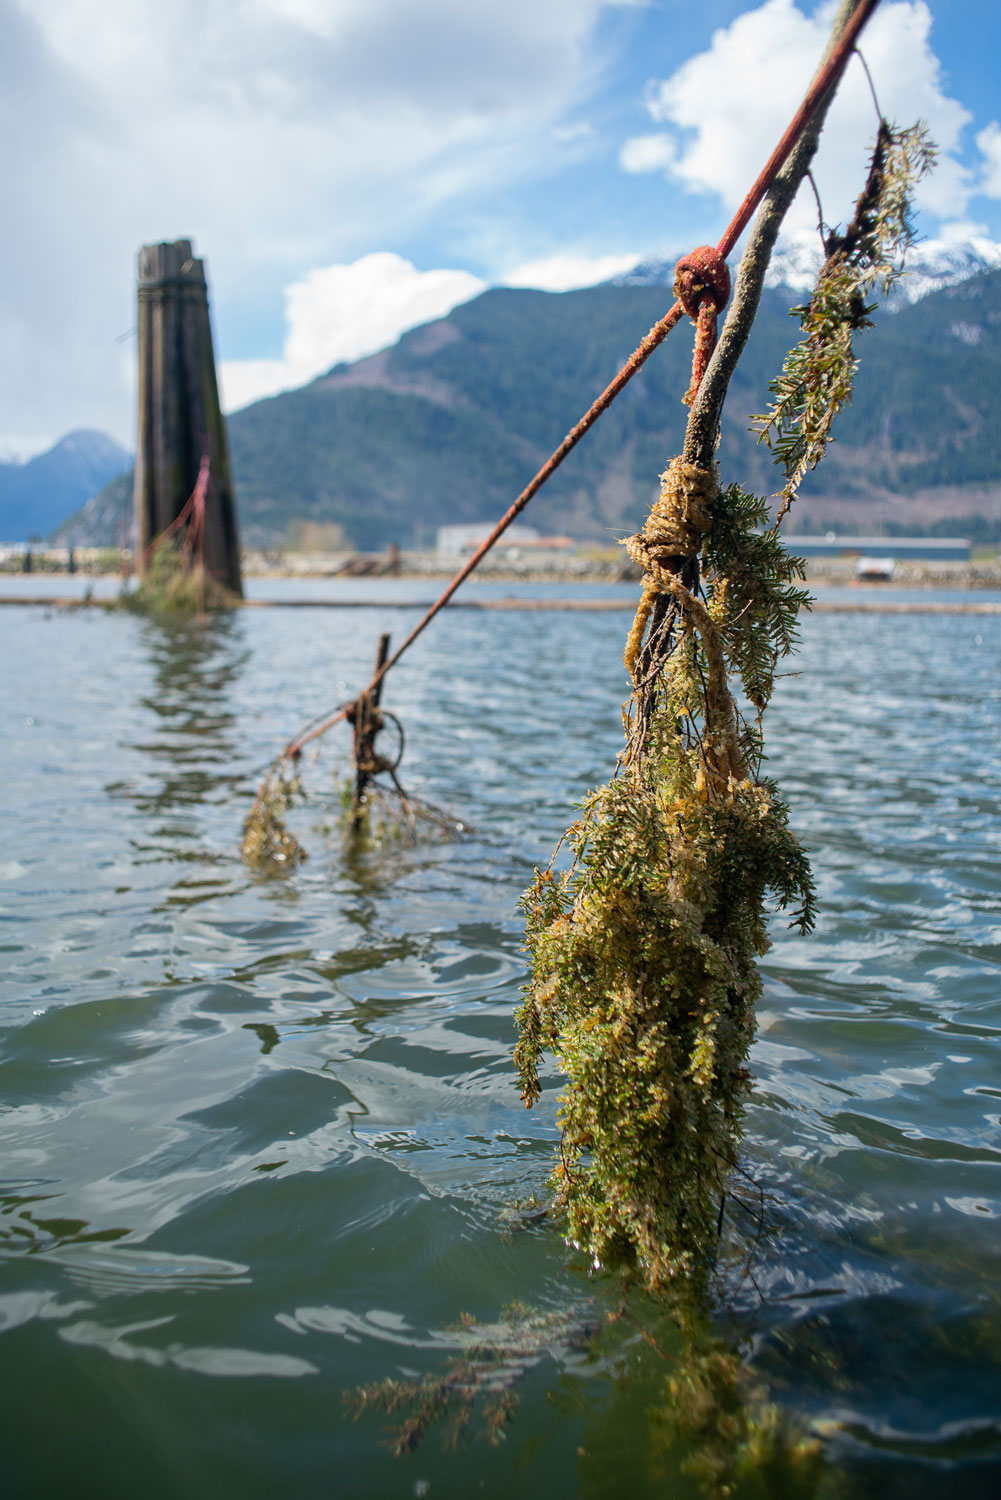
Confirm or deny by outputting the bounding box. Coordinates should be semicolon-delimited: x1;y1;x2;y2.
114;615;250;832
0;598;999;1498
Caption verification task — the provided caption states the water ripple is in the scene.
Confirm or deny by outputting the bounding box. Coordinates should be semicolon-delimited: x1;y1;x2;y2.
1;597;999;1495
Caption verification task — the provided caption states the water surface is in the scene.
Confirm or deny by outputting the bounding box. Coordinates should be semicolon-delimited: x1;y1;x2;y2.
1;593;999;1497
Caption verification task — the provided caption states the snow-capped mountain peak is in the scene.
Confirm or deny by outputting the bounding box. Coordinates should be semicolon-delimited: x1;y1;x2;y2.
610;235;1001;308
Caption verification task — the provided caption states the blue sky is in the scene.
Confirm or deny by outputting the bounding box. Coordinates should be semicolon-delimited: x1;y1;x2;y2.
3;0;1001;455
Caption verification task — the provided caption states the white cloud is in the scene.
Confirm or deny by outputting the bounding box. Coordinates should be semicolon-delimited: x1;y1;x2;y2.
219;253;486;411
552;121;595;144
503;252;640;291
218;359;295;416
619;133;676;174
622;1;973;233
220;246;646;412
927;220;1001;257
250;0;343;40
977;121;1001;199
0;437;54;464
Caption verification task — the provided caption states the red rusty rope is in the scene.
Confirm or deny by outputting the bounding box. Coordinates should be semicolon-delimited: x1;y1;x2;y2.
284;0;880;760
143;453;210;572
674;246;731;404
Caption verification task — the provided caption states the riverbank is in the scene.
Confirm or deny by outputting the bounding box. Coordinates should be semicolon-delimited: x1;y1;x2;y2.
248;549;1001;590
4;547;1001;591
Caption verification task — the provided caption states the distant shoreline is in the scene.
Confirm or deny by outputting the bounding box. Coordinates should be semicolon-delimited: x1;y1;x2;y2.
3;548;1001;593
3;592;1001;616
241;552;1001;590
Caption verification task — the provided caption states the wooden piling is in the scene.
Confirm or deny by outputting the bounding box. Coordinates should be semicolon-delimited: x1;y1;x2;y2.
133;239;242;596
351;633;391;829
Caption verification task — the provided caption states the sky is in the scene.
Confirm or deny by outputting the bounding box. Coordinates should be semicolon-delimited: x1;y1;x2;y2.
3;0;1001;457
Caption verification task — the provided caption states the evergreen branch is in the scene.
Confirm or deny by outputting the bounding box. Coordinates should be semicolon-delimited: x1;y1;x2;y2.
753;120;937;519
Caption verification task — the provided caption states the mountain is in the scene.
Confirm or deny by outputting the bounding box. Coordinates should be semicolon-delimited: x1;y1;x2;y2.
67;260;1001;550
56;470;134;550
615;237;1001;305
0;430;131;542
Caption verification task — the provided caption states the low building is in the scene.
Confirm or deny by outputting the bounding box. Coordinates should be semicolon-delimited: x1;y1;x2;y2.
436;523;575;557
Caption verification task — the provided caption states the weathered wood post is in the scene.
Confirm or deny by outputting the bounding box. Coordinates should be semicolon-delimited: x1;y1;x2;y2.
351;633;391;829
133;239;242;596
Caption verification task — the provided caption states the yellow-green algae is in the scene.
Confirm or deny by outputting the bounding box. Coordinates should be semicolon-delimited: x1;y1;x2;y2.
515;120;934;1291
516;482;814;1288
122;534;238;617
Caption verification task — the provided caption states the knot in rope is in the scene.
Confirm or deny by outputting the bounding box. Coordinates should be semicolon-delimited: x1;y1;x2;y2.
623;459;718;683
673;246;731;320
625;459;717;575
673;247;731;406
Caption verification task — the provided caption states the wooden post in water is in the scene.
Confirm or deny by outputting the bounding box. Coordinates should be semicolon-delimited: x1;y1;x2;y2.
351;633;391;829
133;239;242;596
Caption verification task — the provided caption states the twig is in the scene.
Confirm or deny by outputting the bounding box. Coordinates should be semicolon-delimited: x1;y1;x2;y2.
854;45;883;120
806;170;827;247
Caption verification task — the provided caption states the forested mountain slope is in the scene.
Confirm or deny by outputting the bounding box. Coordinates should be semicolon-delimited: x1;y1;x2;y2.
64;268;1001;548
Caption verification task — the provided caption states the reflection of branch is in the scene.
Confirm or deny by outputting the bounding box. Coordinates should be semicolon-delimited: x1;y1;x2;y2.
683;0;867;472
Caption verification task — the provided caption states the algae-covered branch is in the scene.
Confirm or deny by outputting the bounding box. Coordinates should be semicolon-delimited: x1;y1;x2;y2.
516;0;934;1289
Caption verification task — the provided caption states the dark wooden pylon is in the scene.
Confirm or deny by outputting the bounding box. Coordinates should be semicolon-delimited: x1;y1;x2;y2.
351;633;391;829
133;239;242;596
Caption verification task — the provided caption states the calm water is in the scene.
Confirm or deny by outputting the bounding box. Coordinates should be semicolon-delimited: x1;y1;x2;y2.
1;592;999;1498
